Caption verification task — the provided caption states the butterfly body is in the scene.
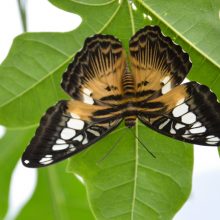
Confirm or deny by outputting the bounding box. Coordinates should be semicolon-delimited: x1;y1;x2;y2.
121;67;137;128
22;26;220;168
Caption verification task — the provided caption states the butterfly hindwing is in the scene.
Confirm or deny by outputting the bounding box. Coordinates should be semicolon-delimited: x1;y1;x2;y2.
138;82;220;146
129;25;192;100
22;100;122;167
61;34;126;105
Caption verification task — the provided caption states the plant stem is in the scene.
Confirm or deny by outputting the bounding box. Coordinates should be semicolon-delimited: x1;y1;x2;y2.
17;0;27;32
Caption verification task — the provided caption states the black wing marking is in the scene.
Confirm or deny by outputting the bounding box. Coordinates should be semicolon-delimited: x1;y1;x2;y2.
61;34;126;105
22;100;122;168
138;82;220;146
129;25;192;100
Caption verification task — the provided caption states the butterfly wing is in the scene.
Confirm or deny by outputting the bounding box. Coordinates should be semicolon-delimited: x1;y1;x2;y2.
22;34;126;168
22;100;122;167
138;82;220;146
129;25;192;100
61;34;126;105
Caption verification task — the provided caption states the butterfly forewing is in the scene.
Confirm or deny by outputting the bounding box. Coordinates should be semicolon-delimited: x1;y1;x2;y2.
138;82;220;146
22;100;122;168
22;34;127;167
61;34;126;105
129;26;192;100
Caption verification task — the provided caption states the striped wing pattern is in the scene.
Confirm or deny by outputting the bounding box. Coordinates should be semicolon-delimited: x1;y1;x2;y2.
129;26;192;100
22;25;220;168
22;100;122;167
138;82;220;146
61;34;126;106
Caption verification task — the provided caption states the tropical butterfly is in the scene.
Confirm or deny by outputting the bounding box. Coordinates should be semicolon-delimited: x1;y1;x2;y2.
22;25;220;168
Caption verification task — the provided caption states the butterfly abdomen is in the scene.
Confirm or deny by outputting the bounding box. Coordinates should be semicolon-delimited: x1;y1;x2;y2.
122;70;137;128
122;70;135;97
124;114;136;128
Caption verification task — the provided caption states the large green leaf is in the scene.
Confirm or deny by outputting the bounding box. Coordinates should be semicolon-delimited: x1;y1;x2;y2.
0;127;94;220
0;0;219;219
140;0;220;67
68;123;193;220
17;162;94;220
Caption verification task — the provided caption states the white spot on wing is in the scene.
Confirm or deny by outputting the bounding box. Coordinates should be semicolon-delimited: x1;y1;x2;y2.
82;88;94;104
56;139;66;144
173;103;189;117
161;81;172;94
83;88;92;95
181;112;196;124
191;121;202;128
83;95;94;104
24;160;30;164
87;128;100;136
190;126;206;134
158;119;170;129
52;144;69;151
82;138;88;145
175;123;185;130
206;135;215;138
206;141;218;145
161;76;170;84
182;134;192;139
61;128;76;140
170;127;176;134
69;144;77;151
207;136;220;142
39;157;53;165
67;118;84;130
176;98;185;106
73;135;83;142
70;113;80;119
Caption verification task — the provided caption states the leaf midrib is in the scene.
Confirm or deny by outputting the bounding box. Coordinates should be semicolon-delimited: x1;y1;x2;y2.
127;1;138;219
131;121;138;220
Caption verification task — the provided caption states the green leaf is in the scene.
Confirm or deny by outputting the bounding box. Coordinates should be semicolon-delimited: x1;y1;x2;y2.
68;123;193;220
1;0;219;219
17;162;94;220
140;0;220;67
0;127;94;220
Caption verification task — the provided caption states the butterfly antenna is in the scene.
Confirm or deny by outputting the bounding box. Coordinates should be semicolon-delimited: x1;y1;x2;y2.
97;129;126;164
129;129;156;158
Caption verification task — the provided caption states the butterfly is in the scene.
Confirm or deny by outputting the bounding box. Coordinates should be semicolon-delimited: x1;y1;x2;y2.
22;25;220;168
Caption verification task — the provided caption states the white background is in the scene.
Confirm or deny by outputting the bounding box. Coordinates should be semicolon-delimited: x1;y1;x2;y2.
1;1;220;219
